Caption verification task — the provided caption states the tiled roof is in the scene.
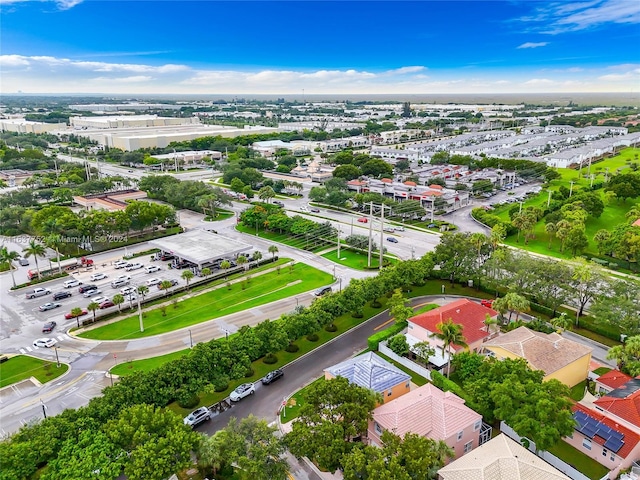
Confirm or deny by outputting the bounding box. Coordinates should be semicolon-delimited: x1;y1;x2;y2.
573;404;640;458
484;326;592;375
632;218;640;227
381;178;393;183
403;181;417;186
325;352;410;394
594;379;640;428
347;180;367;186
438;434;571;480
372;383;480;440
408;298;496;350
429;184;444;189
597;370;632;390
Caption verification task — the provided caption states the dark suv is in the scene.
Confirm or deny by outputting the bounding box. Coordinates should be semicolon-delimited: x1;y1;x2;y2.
42;321;57;333
314;286;332;297
261;369;284;385
78;284;97;293
53;291;72;301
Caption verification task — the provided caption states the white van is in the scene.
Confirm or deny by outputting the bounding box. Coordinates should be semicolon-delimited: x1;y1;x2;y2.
63;279;82;289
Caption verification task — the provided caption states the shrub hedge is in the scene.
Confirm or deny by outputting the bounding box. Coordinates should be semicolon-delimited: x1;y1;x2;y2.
367;320;408;351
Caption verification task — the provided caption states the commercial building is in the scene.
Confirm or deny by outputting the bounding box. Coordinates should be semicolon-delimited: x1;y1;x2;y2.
70;115;199;129
0;119;66;134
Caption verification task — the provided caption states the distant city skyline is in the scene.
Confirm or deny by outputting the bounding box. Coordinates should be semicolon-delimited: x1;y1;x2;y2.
1;0;639;95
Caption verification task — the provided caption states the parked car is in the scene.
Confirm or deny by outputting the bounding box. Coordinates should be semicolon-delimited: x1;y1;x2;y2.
33;338;57;348
82;288;101;298
63;279;81;289
314;286;332;297
125;263;143;272
386;237;399;243
26;287;51;299
157;279;179;290
42;321;57;333
65;309;88;319
261;369;284;385
90;273;108;281
145;265;161;274
357;217;368;223
53;291;72;301
183;407;211;427
79;284;98;294
18;257;29;266
146;277;161;287
230;383;256;402
114;260;128;269
481;299;494;308
39;302;61;312
99;300;115;309
120;286;136;296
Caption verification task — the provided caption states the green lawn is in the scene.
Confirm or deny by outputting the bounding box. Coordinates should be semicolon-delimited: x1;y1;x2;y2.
203;209;234;222
491;147;640;262
279;377;325;423
79;263;333;340
0;355;69;388
412;303;439;315
376;351;429;387
547;441;610;480
321;248;397;270
111;349;188;376
236;224;332;253
593;367;612;376
570;380;588;401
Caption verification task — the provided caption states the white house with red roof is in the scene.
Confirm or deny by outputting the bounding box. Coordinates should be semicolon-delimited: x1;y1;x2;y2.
406;298;498;373
368;383;486;459
564;377;640;478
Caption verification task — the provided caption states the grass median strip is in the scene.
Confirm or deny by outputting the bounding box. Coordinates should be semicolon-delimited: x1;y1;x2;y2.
79;263;333;340
0;355;69;388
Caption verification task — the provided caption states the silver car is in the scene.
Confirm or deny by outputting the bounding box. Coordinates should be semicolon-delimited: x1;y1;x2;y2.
183;407;211;427
230;383;255;402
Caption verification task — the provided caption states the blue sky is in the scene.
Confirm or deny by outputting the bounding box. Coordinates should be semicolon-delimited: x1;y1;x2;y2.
1;0;639;94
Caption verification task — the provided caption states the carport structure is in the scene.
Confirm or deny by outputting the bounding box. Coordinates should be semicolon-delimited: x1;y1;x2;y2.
149;230;252;269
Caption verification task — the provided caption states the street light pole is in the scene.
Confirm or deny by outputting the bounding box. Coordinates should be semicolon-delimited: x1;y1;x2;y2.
40;399;47;419
54;346;60;368
189;330;193;348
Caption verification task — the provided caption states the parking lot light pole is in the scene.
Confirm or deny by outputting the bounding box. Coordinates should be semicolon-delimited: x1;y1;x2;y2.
54;346;60;368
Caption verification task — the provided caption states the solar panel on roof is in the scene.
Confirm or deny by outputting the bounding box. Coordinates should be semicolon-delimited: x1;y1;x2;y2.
604;437;624;453
583;425;597;438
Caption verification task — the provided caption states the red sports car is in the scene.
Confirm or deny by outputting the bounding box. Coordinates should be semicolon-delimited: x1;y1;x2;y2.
65;309;88;319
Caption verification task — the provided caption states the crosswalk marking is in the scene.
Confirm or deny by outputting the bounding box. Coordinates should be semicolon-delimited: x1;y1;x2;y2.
26;346;33;351
19;348;26;354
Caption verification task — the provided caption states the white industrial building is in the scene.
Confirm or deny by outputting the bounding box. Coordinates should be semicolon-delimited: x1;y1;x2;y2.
0;119;66;134
70;115;200;129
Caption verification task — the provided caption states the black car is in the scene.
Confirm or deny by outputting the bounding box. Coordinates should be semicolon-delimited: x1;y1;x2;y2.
53;291;72;301
42;321;57;334
273;201;285;207
261;369;284;385
78;284;98;293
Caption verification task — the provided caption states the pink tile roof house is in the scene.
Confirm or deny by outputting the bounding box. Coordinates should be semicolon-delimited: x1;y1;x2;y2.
369;383;482;459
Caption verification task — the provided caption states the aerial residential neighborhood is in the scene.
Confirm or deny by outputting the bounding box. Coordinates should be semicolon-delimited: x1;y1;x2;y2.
1;1;640;480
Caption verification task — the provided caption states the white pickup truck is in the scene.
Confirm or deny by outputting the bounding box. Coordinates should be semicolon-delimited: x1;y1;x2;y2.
25;287;51;299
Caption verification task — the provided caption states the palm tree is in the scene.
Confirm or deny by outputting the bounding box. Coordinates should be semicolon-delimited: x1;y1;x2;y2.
550;312;572;333
87;302;100;323
160;280;173;297
432;319;468;378
268;245;279;260
201;267;211;278
23;239;46;279
484;313;499;335
545;222;557;249
252;251;263;262
236;255;248;270
137;285;149;300
220;260;231;271
0;246;20;288
181;270;194;290
112;294;125;313
70;307;84;328
46;234;64;274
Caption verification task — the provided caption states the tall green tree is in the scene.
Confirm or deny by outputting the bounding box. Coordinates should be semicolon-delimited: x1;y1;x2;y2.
285;377;380;472
432;319;468;378
181;270;195;290
22;239;46;279
608;336;640;376
0;246;20;288
433;232;477;285
387;288;414;324
342;430;453;480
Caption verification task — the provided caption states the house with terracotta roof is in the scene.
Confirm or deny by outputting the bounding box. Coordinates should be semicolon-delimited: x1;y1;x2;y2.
406;298;498;373
593;378;640;431
324;352;411;403
483;326;592;387
566;403;640;479
369;383;484;459
596;370;633;396
438;433;571;480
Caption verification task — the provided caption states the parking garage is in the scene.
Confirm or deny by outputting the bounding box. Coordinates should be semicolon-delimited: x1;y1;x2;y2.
148;230;253;272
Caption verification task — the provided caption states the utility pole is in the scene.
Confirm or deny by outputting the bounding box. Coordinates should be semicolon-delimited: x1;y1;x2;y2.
367;202;374;268
547;190;552;207
379;204;385;270
137;288;144;332
337;228;341;258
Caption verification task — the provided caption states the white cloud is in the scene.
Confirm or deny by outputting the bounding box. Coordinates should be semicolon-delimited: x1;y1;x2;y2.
0;0;83;10
1;54;638;94
520;0;640;34
517;42;549;49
